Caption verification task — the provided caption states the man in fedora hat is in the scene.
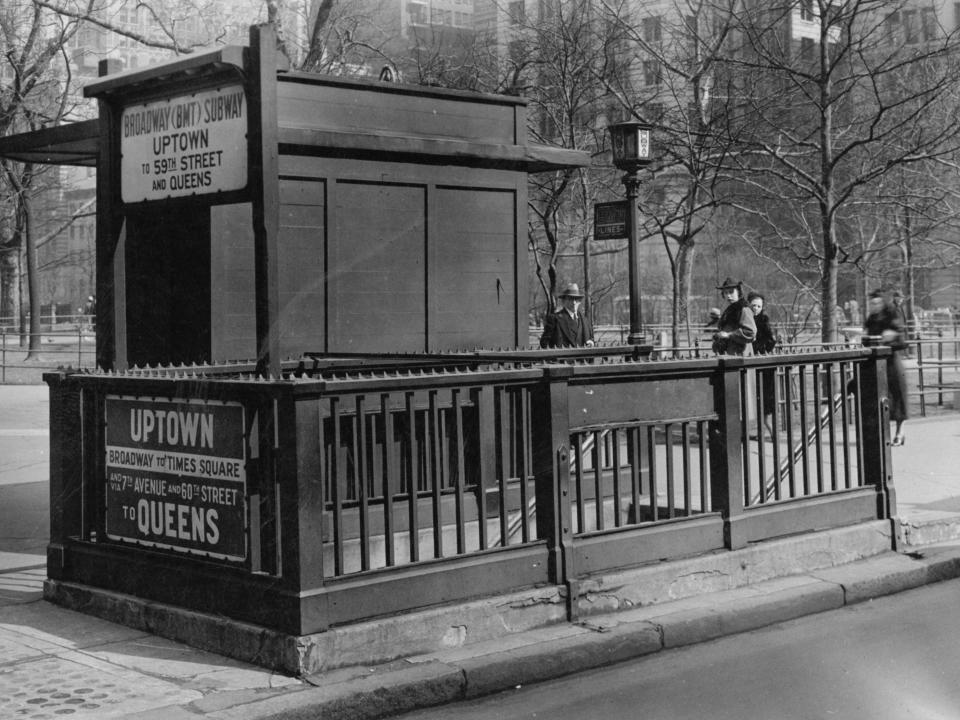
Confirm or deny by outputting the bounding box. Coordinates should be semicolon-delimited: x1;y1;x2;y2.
712;277;755;355
540;282;595;348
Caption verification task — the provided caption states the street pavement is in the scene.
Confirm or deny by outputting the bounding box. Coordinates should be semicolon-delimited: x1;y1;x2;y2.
1;384;959;719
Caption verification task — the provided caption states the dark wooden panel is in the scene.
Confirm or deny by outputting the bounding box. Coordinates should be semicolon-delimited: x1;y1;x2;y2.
569;375;716;428
432;187;516;349
330;181;426;352
738;490;881;543
305;545;551;632
59;542;301;633
124;206;211;366
572;516;725;575
278;179;325;357
277;80;520;146
211;203;256;362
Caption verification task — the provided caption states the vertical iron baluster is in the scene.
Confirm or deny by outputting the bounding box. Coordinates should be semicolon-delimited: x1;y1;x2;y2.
770;367;782;501
784;365;796;498
826;363;838;491
498;387;510;546
813;363;825;493
381;393;395;568
665;423;675;518
741;369;750;496
355;396;370;572
317;399;327;576
630;426;641;523
593;430;604;531
452;390;466;554
839;361;852;489
405;392;419;562
519;387;531;542
756;372;767;505
681;423;692;516
698;420;709;513
331;397;344;576
647;425;658;522
430;391;443;558
852;364;865;488
476;386;494;551
798;366;810;496
612;428;623;527
575;433;586;534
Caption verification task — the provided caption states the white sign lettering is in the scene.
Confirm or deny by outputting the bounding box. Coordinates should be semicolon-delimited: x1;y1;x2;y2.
121;85;248;203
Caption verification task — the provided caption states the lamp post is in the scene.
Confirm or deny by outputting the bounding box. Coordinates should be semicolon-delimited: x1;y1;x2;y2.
608;121;653;345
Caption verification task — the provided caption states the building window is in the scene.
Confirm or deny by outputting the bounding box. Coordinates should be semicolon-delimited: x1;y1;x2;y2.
643;59;661;86
800;37;814;61
508;1;526;26
643;15;662;43
903;9;918;43
800;0;814;22
885;11;901;43
408;2;427;25
921;7;937;41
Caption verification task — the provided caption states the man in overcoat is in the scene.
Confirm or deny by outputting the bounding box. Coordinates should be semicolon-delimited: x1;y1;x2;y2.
540;283;595;348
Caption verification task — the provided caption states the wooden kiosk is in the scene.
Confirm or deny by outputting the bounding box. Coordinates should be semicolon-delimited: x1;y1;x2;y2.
46;24;585;373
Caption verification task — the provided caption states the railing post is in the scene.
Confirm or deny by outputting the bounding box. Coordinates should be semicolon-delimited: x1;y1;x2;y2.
279;387;329;633
710;358;747;550
45;372;85;578
532;365;577;619
858;348;895;527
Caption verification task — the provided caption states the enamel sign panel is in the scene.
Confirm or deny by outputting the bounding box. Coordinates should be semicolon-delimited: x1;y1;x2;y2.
120;85;248;203
104;396;247;561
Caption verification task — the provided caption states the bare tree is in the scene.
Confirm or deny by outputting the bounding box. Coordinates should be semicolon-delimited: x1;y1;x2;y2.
1;1;90;354
598;0;745;347
719;0;960;342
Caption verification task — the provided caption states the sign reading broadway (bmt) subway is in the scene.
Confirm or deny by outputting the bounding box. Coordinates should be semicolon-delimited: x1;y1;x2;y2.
105;396;247;561
120;84;248;203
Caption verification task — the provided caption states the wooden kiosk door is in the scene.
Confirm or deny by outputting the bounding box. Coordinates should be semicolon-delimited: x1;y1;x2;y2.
124;207;212;367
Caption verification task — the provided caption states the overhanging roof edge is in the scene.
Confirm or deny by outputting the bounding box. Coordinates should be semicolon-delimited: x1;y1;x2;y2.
83;45;248;99
0;119;100;167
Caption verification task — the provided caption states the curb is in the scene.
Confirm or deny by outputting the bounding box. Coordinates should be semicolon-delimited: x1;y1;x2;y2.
191;545;960;720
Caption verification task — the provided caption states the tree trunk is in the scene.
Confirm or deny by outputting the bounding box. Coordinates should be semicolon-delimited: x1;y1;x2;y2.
821;221;838;344
0;250;18;323
676;241;695;347
23;194;42;358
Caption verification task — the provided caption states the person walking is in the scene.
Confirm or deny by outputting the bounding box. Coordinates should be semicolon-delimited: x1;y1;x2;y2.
540;283;595;348
748;292;779;438
892;289;911;357
712;278;756;356
865;289;908;446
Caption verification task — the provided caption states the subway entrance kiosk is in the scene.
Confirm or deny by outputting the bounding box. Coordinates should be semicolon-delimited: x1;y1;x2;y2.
0;24;591;674
5;24;584;374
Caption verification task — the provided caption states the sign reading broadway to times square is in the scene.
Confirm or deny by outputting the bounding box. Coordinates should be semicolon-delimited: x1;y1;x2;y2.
120;84;248;203
105;396;247;561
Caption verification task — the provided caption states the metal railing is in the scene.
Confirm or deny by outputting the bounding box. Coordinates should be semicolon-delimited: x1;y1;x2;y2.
0;327;96;382
45;345;892;635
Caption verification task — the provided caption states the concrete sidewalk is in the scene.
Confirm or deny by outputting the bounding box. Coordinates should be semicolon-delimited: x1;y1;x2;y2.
1;385;959;720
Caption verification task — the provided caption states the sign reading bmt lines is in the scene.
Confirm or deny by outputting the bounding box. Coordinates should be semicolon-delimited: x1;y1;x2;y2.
105;396;247;561
120;85;248;203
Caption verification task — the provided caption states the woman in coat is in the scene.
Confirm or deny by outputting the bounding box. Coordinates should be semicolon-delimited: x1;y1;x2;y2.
712;278;756;356
865;290;908;446
748;292;779;438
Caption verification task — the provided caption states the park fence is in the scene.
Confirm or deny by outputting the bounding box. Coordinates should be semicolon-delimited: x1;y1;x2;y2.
45;345;893;637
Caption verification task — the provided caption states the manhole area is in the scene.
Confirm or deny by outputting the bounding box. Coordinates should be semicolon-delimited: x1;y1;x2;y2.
1;657;143;719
